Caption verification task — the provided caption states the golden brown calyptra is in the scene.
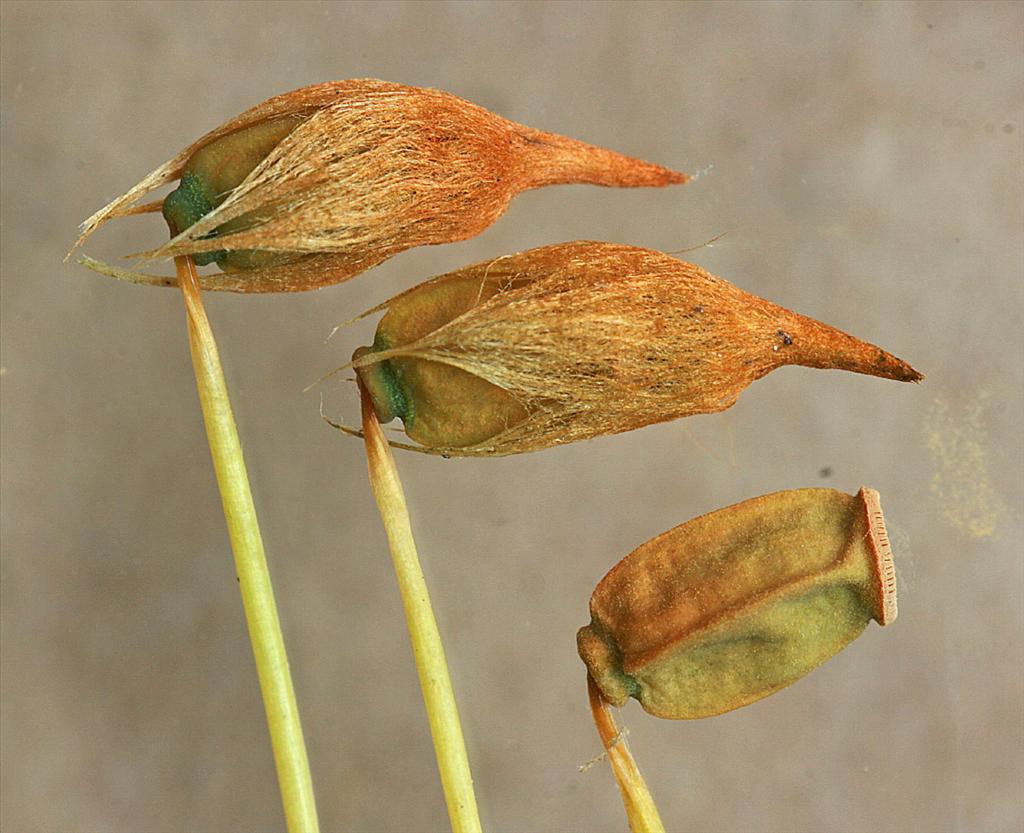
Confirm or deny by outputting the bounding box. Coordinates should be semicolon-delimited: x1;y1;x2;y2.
71;80;687;291
348;242;922;456
577;487;898;719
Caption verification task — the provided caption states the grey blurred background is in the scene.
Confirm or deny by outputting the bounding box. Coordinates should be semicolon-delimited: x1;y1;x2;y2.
2;2;1021;832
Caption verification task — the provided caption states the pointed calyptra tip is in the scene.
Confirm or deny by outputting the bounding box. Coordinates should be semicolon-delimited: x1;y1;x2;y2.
880;354;923;383
779;310;923;384
516;126;690;190
631;163;690;187
855;345;924;384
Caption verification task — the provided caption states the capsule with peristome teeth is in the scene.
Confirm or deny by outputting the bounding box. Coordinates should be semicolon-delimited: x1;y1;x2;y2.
577;487;898;719
350;242;922;457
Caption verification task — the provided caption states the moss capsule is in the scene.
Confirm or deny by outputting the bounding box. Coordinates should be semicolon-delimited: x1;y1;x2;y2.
161;116;304;269
351;242;921;456
577;487;897;719
75;81;686;292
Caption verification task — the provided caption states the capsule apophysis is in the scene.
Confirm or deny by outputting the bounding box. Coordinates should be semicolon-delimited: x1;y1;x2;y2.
577;487;897;719
350;242;922;456
74;80;687;292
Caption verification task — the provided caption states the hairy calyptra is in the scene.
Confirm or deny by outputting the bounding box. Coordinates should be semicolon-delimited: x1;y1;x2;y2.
72;80;687;292
577;487;897;719
349;242;922;456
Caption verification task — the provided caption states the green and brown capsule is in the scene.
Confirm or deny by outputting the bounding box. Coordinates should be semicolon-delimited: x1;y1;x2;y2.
160;115;305;272
350;242;922;456
73;80;686;292
577;487;897;720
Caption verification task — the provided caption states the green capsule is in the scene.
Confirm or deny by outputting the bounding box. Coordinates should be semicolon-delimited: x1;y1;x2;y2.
162;116;302;269
353;273;530;448
577;487;897;719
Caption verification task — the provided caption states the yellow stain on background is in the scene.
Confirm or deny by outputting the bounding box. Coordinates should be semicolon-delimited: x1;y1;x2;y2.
924;391;1009;538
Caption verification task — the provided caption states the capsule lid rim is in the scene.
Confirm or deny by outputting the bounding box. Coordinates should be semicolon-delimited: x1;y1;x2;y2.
858;486;897;625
